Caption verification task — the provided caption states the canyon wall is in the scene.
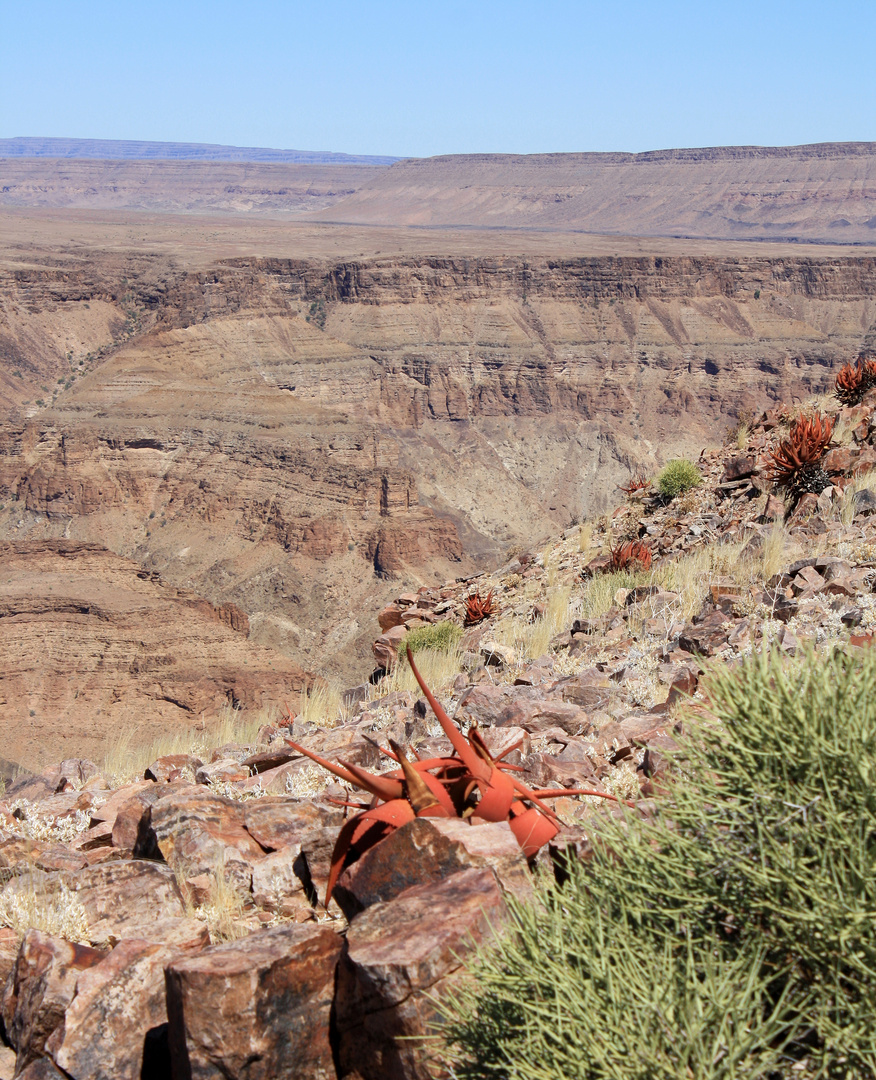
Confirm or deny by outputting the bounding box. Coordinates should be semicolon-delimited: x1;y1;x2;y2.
2;243;875;692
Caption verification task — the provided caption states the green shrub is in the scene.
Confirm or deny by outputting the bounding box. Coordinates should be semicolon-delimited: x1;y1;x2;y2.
401;620;463;657
656;458;702;500
440;645;876;1078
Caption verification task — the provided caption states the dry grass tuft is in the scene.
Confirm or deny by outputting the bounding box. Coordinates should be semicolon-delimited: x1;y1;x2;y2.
103;702;272;788
0;874;90;943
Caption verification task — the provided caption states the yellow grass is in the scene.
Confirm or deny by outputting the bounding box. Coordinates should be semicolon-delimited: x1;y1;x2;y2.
296;682;345;730
369;643;464;700
102;701;272;788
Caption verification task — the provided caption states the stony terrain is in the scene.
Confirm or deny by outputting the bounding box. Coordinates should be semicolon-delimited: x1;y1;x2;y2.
316;142;876;243
0;378;874;1078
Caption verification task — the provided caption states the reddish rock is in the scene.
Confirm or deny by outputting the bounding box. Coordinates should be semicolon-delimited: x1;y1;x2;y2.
334;817;531;920
762;493;785;521
0;926;20;988
583;554;611;575
377;603;406;632
149;787;267;893
721;455;757;482
144;754;202;783
455;683;517;726
678;610;733;657
250;848;316;918
428;818;533;901
335;867;508;1080
195;759;251;785
69;821;114;852
166;923;343;1080
372;624;408;669
237;748;297;775
45;938;198;1080
553;669;616;710
243;797;340;851
88;780;158;826
823;446;861;474
2;931;104;1075
497;699;591;736
792;565;826;595
66;860;187;948
786;491;820;527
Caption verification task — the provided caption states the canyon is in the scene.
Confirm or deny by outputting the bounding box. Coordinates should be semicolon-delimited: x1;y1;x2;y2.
2;142;876;768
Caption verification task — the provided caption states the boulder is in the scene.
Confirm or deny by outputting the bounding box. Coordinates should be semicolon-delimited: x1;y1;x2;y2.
195;759;251;786
250;848;316;918
45;938;198;1080
678;610;733;656
335;867;507;1080
377;604;406;632
144;755;202;783
372;625;408;669
2;931;104;1074
333;817;531;920
165;923;343;1080
65;860;187;947
497;699;591;736
149;787;267;895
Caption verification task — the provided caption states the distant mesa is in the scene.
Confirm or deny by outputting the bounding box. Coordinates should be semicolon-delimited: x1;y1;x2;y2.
3;138;876;244
0;136;400;166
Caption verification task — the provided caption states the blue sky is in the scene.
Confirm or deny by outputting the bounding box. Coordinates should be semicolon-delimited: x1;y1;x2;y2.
3;0;874;158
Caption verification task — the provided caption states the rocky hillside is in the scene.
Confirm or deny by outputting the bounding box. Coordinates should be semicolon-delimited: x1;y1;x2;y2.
0;375;874;1078
315;142;876;243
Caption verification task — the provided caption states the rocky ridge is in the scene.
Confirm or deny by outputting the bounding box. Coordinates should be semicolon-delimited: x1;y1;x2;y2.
1;379;875;1077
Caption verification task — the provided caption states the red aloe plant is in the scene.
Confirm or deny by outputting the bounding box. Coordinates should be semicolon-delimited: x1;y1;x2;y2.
764;412;834;499
464;589;496;626
835;358;876;406
284;646;635;904
617;474;651;497
608;539;652;572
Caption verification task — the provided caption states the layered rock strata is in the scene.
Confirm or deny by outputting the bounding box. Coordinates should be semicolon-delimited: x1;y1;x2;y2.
2;241;876;690
0;541;309;770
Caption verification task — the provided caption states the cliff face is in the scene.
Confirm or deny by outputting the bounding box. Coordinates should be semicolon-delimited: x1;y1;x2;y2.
2;246;875;683
0;540;311;769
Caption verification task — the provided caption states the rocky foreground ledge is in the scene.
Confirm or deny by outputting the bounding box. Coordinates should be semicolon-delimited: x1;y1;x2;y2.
3;391;876;1077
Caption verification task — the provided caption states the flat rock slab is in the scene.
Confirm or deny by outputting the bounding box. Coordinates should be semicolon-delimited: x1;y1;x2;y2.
336;866;507;1080
334;817;531;919
150;787;268;892
65;860;186;947
242;797;341;851
166;922;343;1080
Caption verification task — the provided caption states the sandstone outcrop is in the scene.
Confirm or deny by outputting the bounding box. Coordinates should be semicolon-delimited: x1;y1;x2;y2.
4;224;876;695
